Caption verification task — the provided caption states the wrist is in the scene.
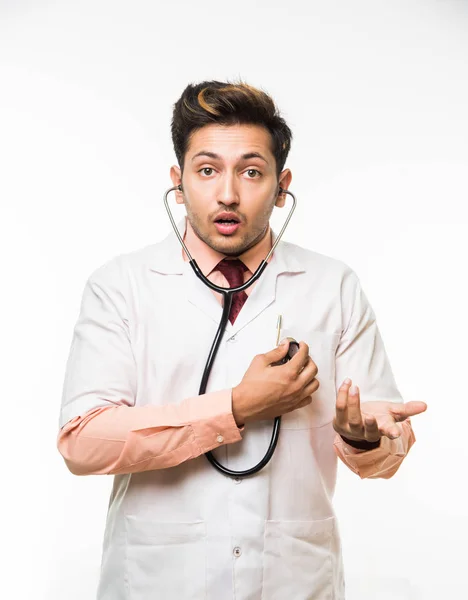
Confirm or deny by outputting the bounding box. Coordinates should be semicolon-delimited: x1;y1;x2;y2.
232;386;246;428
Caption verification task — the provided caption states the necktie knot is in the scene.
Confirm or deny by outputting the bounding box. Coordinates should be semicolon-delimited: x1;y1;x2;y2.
214;258;249;289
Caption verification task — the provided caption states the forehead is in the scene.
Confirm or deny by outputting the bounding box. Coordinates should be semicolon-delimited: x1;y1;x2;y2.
186;123;274;158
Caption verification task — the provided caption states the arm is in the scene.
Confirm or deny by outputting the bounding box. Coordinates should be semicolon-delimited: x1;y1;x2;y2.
57;258;242;476
58;391;243;476
332;267;416;479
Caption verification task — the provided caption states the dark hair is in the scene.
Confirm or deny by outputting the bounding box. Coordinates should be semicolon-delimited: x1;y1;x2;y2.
171;79;293;178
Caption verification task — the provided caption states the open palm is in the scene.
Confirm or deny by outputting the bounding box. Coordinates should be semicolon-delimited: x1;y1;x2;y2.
334;379;427;442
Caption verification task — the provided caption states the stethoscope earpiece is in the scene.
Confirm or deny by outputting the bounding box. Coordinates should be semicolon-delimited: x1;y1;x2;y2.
177;184;182;191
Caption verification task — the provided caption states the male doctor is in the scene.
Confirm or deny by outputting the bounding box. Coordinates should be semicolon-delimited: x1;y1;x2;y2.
58;79;427;600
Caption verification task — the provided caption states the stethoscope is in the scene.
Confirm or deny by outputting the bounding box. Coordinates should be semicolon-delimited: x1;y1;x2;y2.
163;183;298;478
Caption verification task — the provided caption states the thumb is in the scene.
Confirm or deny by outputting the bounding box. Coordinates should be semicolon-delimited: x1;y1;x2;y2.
390;401;428;421
263;338;290;362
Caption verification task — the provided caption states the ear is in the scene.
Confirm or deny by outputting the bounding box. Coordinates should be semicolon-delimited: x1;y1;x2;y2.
274;169;292;208
170;165;184;205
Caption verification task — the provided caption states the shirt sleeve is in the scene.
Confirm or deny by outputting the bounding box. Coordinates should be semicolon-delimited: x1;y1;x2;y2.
57;390;244;475
333;420;416;479
57;257;243;476
332;267;416;478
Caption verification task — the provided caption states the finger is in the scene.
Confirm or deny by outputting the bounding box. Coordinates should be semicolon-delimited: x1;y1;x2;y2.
301;377;320;399
378;418;402;439
335;378;351;427
347;384;363;431
288;341;311;375
390;401;428;421
297;356;318;385
362;415;381;443
263;339;291;366
297;394;313;409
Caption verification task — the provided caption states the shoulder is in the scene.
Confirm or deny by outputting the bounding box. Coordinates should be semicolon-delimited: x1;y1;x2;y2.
280;239;357;282
86;241;161;287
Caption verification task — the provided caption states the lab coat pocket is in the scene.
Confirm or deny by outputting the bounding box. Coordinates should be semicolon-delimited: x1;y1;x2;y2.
261;517;336;600
124;516;206;600
279;329;340;383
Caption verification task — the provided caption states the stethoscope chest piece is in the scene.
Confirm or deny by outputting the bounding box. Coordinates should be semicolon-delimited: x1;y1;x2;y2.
271;338;300;366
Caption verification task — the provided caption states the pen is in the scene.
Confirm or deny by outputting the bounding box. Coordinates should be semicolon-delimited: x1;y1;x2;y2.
276;314;282;346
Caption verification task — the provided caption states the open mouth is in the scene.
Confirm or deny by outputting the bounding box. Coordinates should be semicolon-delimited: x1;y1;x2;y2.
214;213;241;224
214;216;241;235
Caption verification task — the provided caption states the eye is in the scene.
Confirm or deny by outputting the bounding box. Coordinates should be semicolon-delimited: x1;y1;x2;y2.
199;167;215;177
245;169;262;179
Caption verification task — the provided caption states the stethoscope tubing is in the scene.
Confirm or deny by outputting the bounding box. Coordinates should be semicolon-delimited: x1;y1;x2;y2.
164;184;297;477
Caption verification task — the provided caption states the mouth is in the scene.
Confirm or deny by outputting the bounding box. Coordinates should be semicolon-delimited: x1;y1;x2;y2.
214;213;242;235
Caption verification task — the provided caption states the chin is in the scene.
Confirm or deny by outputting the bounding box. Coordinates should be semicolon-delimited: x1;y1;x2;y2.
209;232;248;253
210;239;245;256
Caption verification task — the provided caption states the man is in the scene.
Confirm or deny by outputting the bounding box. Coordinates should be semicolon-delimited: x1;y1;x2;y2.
57;80;427;599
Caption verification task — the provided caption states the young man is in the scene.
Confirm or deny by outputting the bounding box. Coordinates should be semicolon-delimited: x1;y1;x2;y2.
58;80;427;599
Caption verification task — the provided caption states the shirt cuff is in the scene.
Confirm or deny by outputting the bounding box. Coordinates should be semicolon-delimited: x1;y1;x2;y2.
183;388;244;453
333;420;416;478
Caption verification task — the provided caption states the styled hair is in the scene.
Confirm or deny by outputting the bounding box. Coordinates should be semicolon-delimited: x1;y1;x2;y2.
171;79;293;178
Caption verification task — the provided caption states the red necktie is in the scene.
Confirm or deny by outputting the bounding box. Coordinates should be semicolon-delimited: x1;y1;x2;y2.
214;258;249;324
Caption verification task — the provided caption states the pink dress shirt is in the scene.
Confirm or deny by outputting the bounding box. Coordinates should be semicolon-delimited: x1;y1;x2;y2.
57;220;415;478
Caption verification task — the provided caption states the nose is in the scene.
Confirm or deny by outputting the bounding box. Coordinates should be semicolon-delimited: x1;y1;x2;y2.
218;173;239;206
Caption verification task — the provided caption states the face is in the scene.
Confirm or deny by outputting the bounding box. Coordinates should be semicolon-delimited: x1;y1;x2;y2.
170;123;292;256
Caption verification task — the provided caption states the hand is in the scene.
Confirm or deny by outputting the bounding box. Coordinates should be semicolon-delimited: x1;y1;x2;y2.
333;378;428;443
232;339;320;427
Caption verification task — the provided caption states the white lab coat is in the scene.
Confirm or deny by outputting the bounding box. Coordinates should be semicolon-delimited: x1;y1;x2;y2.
59;217;404;600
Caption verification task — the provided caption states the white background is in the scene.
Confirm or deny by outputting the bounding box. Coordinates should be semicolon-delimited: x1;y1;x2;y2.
1;1;467;598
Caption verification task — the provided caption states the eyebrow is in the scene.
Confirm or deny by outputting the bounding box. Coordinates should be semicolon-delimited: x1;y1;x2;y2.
191;151;269;164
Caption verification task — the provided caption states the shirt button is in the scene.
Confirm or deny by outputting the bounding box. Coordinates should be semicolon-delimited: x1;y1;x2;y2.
216;434;224;443
234;477;242;484
228;335;237;342
233;546;242;557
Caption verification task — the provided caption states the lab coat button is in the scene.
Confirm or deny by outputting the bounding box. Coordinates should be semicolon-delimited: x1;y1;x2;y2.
216;434;224;443
234;477;242;484
228;335;237;342
233;546;242;557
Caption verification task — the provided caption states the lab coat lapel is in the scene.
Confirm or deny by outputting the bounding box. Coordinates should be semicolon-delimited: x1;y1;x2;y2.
148;217;223;325
225;254;280;338
183;261;224;324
